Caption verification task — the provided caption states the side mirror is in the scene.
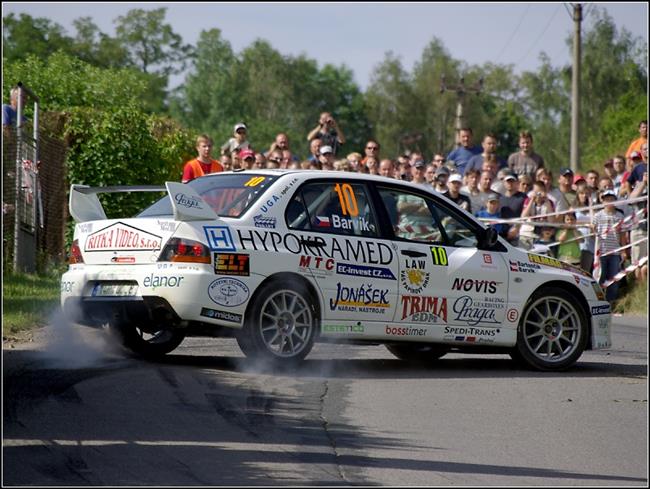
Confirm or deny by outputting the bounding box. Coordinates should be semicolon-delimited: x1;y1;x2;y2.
480;226;499;249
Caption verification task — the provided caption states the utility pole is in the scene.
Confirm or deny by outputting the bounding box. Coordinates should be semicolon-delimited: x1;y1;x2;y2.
440;75;484;147
570;3;582;173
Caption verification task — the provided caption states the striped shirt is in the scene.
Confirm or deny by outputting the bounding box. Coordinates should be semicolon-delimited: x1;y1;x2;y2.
592;210;624;254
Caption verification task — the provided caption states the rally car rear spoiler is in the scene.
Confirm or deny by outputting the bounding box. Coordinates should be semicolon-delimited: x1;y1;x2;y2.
69;182;218;223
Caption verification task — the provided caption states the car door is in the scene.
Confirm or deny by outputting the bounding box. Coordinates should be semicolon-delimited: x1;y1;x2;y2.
375;184;509;344
285;179;399;326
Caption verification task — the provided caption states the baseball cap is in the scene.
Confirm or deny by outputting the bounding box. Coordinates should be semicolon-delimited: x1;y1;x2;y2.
630;151;642;159
319;145;333;155
503;172;517;181
601;189;617;199
234;122;247;132
239;148;255;159
448;173;463;183
560;167;574;176
413;160;426;169
435;166;450;176
487;193;500;202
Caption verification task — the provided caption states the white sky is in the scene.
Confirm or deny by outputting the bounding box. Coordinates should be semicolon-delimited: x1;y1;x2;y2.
3;2;648;90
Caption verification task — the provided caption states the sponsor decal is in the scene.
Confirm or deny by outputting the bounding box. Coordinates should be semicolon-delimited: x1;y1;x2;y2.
253;214;276;229
452;296;501;325
483;254;492;264
111;256;135;263
85;222;162;252
400;295;448;323
175;193;203;209
452;277;501;294
299;255;335;271
204;226;236;251
444;325;500;341
278;177;299;197
78;223;93;233
597;317;610;331
591;304;611;316
336;263;396;280
454;335;476;342
507;308;519;322
528;253;564;269
60;281;74;293
157;263;173;269
331;214;375;233
214;253;250;276
430;246;448;266
142;274;185;288
322;324;365;334
200;307;242;323
509;259;540;273
208;278;250;307
237;230;394;264
157;220;177;232
315;216;331;227
329;282;390;314
259;195;280;213
400;258;430;294
385;326;427;337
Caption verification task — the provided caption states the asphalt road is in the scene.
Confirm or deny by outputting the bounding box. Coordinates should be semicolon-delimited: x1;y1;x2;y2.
3;315;648;486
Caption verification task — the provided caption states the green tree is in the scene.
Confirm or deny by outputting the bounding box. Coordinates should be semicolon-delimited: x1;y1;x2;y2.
2;13;71;62
114;7;193;76
70;17;129;69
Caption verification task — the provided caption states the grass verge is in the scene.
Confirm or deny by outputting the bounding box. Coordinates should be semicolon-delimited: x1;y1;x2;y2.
3;271;61;338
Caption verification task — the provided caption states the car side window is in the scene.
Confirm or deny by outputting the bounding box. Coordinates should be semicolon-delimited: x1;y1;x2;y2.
378;187;443;242
378;186;478;248
286;181;379;237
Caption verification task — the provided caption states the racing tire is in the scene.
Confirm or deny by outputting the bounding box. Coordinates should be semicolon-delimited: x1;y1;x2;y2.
385;343;449;363
110;322;186;358
237;280;317;364
511;287;588;371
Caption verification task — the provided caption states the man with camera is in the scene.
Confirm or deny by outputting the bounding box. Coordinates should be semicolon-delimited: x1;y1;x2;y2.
307;112;346;157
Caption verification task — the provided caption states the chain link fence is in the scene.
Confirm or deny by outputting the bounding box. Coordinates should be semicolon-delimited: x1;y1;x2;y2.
3;126;68;273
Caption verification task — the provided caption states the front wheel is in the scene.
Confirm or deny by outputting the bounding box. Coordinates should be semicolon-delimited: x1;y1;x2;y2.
512;287;588;371
110;322;186;358
236;281;317;364
386;343;449;363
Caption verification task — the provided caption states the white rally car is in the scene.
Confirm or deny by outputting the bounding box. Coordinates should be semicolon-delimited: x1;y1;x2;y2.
60;170;612;371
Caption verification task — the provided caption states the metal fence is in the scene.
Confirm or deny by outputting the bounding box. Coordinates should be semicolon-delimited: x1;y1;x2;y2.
3;126;68;273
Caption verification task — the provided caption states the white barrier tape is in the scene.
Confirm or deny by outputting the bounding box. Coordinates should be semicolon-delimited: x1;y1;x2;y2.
504;195;647;223
600;236;648;258
601;256;648;288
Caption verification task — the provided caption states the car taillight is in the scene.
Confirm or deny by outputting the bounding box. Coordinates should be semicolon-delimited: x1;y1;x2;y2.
159;238;211;263
69;239;84;264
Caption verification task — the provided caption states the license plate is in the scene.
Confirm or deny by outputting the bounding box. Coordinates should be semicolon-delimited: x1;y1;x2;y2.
91;283;139;297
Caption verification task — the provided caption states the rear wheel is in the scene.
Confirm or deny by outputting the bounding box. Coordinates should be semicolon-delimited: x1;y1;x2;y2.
386;343;449;363
512;287;588;371
236;281;317;364
110;322;186;358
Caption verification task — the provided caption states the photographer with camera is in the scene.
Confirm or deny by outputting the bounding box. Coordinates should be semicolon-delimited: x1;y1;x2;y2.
307;112;346;157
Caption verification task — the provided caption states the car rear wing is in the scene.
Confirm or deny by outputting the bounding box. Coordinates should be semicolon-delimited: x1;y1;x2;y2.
69;182;217;223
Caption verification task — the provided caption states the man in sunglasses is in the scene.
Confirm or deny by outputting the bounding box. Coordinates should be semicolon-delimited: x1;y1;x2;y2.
361;139;381;168
220;122;251;159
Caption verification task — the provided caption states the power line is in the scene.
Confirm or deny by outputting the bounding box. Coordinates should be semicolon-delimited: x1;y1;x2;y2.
494;4;531;64
515;4;562;66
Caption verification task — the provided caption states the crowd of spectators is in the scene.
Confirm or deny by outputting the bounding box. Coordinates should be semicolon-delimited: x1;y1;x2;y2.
182;117;648;300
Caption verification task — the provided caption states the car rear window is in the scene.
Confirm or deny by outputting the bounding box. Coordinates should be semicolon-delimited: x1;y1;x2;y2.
138;173;278;218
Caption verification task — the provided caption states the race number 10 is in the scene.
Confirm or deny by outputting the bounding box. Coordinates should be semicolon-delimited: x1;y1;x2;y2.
430;246;448;266
334;183;359;216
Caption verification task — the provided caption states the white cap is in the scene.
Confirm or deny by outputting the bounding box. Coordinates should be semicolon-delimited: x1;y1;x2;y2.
319;145;334;155
448;173;463;183
234;122;247;132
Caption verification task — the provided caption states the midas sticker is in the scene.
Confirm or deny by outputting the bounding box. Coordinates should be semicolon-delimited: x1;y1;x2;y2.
430;246;448;266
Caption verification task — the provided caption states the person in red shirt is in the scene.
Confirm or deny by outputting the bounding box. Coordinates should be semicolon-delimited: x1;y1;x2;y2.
182;134;224;183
